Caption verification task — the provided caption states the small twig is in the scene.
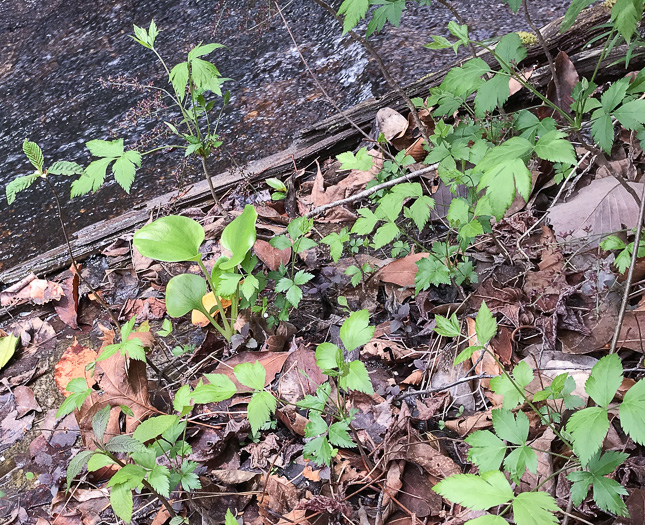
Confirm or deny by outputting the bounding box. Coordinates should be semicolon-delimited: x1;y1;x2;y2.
306;164;437;217
435;0;480;61
44;178;120;328
610;182;645;354
394;373;493;401
310;0;431;145
200;155;228;217
522;0;562;107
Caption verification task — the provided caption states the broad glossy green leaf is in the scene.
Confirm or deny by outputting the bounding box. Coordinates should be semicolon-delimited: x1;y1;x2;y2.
219;205;257;270
165;274;208;318
340;309;374;352
0;333;19;370
134;215;204;262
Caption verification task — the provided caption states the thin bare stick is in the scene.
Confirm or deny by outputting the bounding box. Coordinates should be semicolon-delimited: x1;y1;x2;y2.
200;155;228;217
273;0;393;160
522;0;562;107
305;164;437;217
44;178;120;328
310;0;431;146
610;182;645;354
394;373;493;401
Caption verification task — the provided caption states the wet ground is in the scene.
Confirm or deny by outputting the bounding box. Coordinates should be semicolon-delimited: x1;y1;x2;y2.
0;0;568;271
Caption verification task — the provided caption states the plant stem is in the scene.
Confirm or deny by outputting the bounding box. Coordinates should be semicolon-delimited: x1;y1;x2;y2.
197;259;232;339
44;178;121;328
610;183;645;353
200;155;227;215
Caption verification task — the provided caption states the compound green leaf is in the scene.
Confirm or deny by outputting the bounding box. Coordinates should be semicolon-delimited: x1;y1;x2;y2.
329;420;355;448
611;0;644;41
107;464;146;488
505;0;522;13
188;43;225;61
170;61;189;100
234;360;266;391
148;465;171;498
433;470;514;510
6;173;40;205
512;491;559;525
134;215;204;262
112;150;142;193
220;204;257;270
478;157;532;219
23;139;44;171
435;313;461;338
504;445;537;483
534;130;576;165
304;434;335;465
475;301;497;345
601;79;630;113
465;430;507;472
247;390;277;434
495;32;526;68
372;222;400;249
338;0;369;33
340;309;374;352
48;161;83;176
590;111;614;153
409;195;435;231
305;412;329;437
66;450;94;489
192;374;237;403
87;453;115;472
133;415;179;444
165;274;208;318
490;361;533;410
110;484;134;524
86;138;124;159
352;208;379;235
337;147;373;171
366;0;405;36
619;378;645;445
105;435;147;455
560;0;595;32
613;99;645;129
566;406;610;466
285;283;303;308
585;354;623;408
492;408;529;445
475;73;510;117
92;405;111;443
71;157;113;197
340;360;373;394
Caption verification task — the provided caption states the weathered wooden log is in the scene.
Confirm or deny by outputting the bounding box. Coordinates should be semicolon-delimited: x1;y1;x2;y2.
0;4;636;285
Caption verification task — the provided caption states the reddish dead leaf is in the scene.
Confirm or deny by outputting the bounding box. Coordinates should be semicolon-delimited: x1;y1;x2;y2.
54;340;98;395
254;239;291;271
444;408;494;437
54;268;79;329
362;338;424;361
14;386;41;419
415;392;449;420
374;252;429;287
402;369;423;385
538;50;579;119
384;459;404;505
258;475;300;518
211;351;289;392
121;297;166;322
0;272;64;307
150;508;171;525
398;463;443;517
617;489;645;524
302;464;321;482
279;346;326;403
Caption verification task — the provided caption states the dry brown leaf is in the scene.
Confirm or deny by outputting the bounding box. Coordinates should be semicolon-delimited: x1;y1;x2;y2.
0;272;64;307
444;408;494;437
254;239;291;271
538;51;579;119
374;252;429;287
547;177;643;247
14;386;41;418
376;107;409;141
54;269;79;329
279;346;326;403
466;317;502;405
509;67;534;96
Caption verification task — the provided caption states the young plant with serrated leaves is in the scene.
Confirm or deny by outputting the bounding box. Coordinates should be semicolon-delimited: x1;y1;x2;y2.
124;20;231;205
133;205;260;342
434;303;645;520
294;310;374;465
268;216;316;321
600;230;645;274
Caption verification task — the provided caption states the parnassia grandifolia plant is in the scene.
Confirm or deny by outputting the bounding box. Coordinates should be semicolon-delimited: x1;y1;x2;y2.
133;205;259;342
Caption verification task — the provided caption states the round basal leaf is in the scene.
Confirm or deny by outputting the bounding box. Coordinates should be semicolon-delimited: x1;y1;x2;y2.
166;274;208;318
219;205;257;270
133;215;204;262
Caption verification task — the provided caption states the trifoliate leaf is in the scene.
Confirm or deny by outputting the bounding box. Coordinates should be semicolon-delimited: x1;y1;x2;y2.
435;312;461;338
148;465;171;498
512;491;559;525
504;445;538;483
305;412;329;438
337;0;369;33
352;208;379;235
304;434;335;465
611;0;644;41
492;409;529;445
192;374;237;404
337;147;374;171
475;73;510;116
340;360;373;394
107;464;146;489
534;130;576;165
329;420;355;448
490;361;533;409
247;390;276;434
585;353;623;408
465;430;507;472
566;406;610;466
234;360;266;391
433;470;514;510
285;283;303;308
619;378;645;445
340;309;374;353
297;382;331;412
613;99;645;129
372;222;400;249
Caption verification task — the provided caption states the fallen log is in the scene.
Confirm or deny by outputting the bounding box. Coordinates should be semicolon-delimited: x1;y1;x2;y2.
0;4;638;286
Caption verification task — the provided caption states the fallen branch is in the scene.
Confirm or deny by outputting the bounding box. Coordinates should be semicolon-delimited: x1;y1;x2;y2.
394;373;493;401
306;164;438;218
